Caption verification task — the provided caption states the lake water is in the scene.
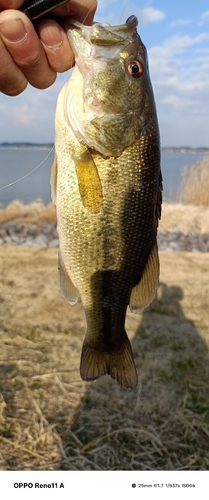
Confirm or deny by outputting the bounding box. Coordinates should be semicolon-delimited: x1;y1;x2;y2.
0;148;205;208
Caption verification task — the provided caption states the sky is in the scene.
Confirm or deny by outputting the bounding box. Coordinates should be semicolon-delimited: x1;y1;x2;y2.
1;0;209;146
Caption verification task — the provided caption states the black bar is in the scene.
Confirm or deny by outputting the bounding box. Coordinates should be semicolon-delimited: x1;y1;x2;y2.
20;0;70;21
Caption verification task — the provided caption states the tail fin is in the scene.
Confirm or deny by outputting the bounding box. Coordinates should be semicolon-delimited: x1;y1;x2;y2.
80;334;138;389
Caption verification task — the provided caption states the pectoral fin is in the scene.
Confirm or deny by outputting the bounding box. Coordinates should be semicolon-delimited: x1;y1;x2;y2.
129;241;159;313
74;149;103;214
51;154;57;205
58;252;79;305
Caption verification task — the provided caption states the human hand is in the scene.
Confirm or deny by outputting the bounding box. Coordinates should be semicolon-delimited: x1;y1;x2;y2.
0;0;97;96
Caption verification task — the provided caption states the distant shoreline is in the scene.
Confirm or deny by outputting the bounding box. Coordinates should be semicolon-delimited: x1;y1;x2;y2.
162;147;209;153
0;143;209;154
0;142;54;149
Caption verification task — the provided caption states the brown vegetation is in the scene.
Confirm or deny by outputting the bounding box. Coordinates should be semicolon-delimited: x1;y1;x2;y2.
0;200;56;226
178;154;209;207
159;203;209;234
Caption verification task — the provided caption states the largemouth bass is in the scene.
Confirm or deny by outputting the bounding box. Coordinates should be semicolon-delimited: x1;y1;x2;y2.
52;15;162;389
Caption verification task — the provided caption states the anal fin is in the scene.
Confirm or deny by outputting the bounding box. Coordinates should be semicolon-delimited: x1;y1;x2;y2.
58;252;79;305
129;241;159;313
80;334;138;389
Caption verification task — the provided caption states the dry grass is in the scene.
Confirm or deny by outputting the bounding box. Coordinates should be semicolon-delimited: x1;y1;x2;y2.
159;202;209;233
178;155;209;207
0;200;56;226
0;247;209;470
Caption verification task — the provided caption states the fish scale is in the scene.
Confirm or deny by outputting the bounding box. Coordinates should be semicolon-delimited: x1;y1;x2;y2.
52;15;162;389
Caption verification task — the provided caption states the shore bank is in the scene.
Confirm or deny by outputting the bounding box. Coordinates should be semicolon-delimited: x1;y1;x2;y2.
0;220;209;252
0;200;208;252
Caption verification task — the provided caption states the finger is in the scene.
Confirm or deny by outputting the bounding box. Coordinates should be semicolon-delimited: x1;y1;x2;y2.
54;0;97;25
38;0;97;73
0;1;23;8
0;35;28;95
0;9;56;90
38;19;74;73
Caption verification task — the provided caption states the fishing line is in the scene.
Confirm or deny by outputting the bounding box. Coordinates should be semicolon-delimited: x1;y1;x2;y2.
118;0;129;24
0;145;54;191
82;0;97;25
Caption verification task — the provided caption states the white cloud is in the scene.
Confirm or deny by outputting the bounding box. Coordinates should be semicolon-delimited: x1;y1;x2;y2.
95;2;165;26
147;31;209;145
149;33;209;60
0;71;71;143
105;4;165;26
160;95;199;109
169;18;192;28
14;108;36;127
137;7;165;25
199;10;209;25
195;47;209;54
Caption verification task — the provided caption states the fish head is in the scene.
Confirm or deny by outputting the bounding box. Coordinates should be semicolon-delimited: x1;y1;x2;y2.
64;15;158;156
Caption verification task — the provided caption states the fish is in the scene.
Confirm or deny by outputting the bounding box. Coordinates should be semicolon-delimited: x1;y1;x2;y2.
51;15;163;389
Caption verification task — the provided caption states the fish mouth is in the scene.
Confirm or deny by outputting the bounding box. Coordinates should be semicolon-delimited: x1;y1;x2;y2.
66;15;138;33
65;15;138;57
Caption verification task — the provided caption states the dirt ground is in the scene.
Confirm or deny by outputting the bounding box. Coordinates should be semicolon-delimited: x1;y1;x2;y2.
0;246;209;470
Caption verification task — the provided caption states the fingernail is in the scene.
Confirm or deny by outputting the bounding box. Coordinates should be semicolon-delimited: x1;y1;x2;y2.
39;23;63;51
0;18;27;44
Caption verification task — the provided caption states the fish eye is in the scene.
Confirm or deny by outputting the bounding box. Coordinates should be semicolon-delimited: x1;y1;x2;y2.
127;60;143;78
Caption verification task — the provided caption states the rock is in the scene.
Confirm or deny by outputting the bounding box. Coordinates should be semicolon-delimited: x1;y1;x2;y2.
4;236;13;244
157;231;209;252
49;239;59;247
26;224;40;237
0;228;7;238
33;234;48;247
0;222;208;252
